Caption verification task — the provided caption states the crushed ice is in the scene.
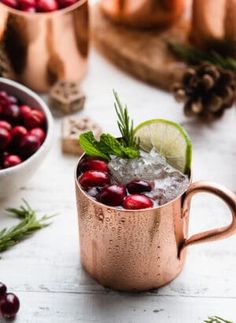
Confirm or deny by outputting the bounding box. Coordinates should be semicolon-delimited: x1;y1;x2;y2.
108;148;189;205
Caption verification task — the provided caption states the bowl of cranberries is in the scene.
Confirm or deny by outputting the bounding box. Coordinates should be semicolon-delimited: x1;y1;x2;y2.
0;77;53;199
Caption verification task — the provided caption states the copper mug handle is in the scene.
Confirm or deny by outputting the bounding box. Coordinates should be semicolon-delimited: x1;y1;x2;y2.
179;181;236;258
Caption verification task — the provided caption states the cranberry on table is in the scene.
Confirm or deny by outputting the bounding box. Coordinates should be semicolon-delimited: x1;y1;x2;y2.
0;283;7;297
11;126;28;146
30;128;46;144
126;180;152;194
0;293;20;319
0;128;11;150
0;120;12;132
98;184;127;206
4;155;22;168
20;134;41;159
78;158;109;174
79;171;110;190
123;194;153;210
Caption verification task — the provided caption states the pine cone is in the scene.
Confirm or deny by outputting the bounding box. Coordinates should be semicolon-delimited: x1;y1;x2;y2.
173;63;236;121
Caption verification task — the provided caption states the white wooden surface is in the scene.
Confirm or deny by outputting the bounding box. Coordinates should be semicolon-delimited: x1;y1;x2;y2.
0;48;236;322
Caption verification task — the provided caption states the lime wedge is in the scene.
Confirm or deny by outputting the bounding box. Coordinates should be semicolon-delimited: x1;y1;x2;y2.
134;119;192;173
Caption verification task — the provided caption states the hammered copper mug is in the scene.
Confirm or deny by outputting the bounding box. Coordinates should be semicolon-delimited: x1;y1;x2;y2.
100;0;185;29
0;0;88;92
75;161;236;291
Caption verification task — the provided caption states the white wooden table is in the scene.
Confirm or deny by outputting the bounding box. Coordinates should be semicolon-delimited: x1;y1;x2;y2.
0;48;236;323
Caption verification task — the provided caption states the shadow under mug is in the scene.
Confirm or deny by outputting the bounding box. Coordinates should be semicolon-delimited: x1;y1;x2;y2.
75;158;236;291
0;0;88;92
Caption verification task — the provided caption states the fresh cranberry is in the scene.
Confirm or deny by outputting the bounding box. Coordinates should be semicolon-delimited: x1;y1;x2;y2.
78;158;109;174
0;92;10;114
123;194;153;210
0;293;20;319
21;5;35;11
126;180;152;194
0;282;7;297
29;128;45;144
0;128;11;150
37;0;58;12
98;184;126;206
79;171;110;190
20;105;32;118
18;0;36;10
60;0;77;8
1;0;18;8
0;120;12;132
2;104;20;124
19;134;41;159
22;108;45;129
11;126;28;146
4;155;22;168
8;95;18;105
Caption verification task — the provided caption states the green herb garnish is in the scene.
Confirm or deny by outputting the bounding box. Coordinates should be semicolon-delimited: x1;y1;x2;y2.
113;90;139;149
79;91;140;160
167;42;236;73
0;200;54;253
204;316;233;323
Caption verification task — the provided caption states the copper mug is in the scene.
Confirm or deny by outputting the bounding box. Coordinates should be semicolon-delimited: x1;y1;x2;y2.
0;0;89;92
100;0;185;29
75;160;236;291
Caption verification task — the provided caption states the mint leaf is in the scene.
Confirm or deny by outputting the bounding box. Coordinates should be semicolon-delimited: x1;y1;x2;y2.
122;146;140;159
79;132;109;160
99;134;125;158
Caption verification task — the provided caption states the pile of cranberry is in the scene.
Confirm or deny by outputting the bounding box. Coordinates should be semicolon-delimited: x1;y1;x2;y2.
0;91;46;170
78;158;154;210
0;0;78;12
0;282;20;319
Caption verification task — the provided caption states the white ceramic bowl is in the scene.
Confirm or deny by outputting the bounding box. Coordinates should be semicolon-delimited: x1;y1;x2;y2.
0;78;53;199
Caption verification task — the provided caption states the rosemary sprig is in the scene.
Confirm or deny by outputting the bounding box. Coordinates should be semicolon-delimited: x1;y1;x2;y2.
113;89;139;149
167;42;236;73
204;316;233;323
0;200;54;253
79;91;140;160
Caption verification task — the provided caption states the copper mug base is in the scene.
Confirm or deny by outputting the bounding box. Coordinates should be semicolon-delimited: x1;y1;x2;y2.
0;0;89;92
75;160;236;291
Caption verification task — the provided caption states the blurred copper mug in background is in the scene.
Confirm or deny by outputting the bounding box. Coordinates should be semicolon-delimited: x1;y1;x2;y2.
0;0;89;92
100;0;186;29
75;160;236;291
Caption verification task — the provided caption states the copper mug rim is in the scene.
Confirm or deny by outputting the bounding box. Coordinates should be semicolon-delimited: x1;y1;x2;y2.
75;154;192;213
0;0;87;17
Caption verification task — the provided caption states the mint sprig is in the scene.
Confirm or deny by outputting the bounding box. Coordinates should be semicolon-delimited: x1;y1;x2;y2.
79;91;140;160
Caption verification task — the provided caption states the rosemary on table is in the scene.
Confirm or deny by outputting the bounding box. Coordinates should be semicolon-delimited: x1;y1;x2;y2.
0;200;54;253
204;316;234;323
167;42;236;74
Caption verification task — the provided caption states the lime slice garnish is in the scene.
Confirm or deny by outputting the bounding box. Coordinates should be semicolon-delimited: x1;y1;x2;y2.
134;119;192;174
